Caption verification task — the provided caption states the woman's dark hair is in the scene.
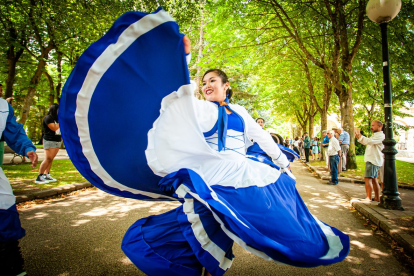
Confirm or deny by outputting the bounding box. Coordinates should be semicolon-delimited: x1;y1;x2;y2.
203;69;233;99
48;103;59;122
256;118;265;123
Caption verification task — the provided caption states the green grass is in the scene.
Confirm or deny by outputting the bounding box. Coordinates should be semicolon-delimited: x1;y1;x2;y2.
34;144;43;148
308;155;414;185
3;159;87;194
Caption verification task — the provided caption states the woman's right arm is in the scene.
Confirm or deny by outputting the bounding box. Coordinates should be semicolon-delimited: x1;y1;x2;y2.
44;114;59;132
237;106;290;169
47;122;59;132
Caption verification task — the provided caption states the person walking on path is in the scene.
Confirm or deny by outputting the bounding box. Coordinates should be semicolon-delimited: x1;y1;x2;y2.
36;104;61;184
355;120;385;202
327;130;341;185
334;128;350;171
0;95;38;275
303;132;311;163
321;130;329;165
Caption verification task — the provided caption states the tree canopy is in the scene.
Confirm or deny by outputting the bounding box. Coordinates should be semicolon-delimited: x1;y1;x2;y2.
0;0;412;166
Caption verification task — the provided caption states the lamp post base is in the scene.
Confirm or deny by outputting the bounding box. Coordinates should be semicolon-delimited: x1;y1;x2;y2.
379;194;404;210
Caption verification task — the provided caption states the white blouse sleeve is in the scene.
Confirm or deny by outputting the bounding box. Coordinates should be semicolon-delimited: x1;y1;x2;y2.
236;106;290;168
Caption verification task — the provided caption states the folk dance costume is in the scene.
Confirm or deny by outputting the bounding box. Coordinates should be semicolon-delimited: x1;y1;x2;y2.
60;8;350;276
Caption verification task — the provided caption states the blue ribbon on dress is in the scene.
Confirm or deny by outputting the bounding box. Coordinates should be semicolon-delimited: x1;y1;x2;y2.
213;97;229;152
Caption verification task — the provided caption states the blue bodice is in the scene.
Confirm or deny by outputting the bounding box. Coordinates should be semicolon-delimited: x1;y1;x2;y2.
204;112;245;156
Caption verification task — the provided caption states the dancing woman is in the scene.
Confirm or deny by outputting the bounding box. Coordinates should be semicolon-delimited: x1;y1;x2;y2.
60;9;349;276
122;35;349;275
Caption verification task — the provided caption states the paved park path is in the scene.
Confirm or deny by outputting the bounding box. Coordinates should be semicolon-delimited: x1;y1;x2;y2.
19;161;412;275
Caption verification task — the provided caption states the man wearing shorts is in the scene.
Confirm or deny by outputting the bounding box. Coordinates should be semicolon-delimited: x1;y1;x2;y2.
355;120;385;202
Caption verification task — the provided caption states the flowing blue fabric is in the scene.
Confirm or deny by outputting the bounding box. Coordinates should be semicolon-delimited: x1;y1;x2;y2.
247;142;299;163
156;169;350;268
212;97;229;152
122;209;203;276
59;8;189;200
246;143;281;170
278;143;300;161
0;205;25;242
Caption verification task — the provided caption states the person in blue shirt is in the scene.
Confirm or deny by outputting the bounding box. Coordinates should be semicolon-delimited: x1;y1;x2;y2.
0;84;38;275
303;132;311;163
334;128;350;171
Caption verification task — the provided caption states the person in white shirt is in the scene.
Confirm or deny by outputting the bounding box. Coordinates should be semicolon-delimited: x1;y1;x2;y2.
293;137;300;155
327;130;342;185
355;120;385;202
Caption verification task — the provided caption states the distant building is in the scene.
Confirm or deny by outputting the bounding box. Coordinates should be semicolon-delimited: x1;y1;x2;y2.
395;106;414;158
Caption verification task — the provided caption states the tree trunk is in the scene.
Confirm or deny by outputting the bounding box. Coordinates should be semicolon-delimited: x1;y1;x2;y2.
19;45;54;125
43;70;55;106
5;46;24;99
56;51;63;103
320;110;327;133
309;115;314;138
303;118;308;135
339;89;357;169
320;71;332;132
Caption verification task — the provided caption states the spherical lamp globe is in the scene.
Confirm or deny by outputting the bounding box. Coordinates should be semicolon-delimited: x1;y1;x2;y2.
366;0;402;23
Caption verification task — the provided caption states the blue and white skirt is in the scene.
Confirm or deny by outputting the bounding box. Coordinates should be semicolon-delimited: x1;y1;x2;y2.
122;169;350;275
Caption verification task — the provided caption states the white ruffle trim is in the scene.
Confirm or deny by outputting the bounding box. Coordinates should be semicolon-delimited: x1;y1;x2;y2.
145;82;196;177
313;215;344;259
177;186;233;270
175;184;280;266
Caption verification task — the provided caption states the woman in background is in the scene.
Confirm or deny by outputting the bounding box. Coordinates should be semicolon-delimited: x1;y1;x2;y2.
311;137;319;160
35;104;61;184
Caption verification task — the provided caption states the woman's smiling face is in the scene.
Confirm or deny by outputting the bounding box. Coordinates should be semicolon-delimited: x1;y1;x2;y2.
202;72;229;103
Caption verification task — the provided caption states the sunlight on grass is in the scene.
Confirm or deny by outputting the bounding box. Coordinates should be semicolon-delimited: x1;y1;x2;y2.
4;160;87;193
308;155;414;185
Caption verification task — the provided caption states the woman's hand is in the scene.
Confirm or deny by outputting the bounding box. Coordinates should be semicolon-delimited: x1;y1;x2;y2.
183;36;191;54
284;165;296;180
27;151;38;168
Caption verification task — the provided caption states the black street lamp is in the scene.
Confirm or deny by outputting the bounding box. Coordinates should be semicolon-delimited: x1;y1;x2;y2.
366;0;403;210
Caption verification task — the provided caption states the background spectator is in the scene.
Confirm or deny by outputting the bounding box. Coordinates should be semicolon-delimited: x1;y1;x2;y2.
36;104;62;184
355;120;385;202
303;132;311;163
327;130;341;185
